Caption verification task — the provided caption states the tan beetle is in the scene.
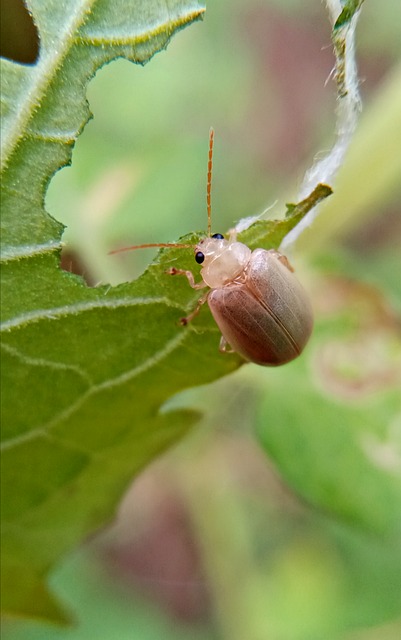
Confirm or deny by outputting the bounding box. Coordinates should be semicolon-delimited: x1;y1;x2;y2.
111;129;313;366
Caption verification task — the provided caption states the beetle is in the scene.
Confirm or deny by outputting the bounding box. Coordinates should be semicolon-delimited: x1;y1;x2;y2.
110;129;313;366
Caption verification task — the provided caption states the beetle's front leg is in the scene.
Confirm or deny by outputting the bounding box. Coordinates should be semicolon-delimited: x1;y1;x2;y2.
166;267;208;290
166;268;209;325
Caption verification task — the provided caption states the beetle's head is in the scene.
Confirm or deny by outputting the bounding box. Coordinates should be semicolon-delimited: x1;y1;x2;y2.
194;234;252;289
194;233;226;265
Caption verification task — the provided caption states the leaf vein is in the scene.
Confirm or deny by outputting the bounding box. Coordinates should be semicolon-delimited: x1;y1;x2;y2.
1;330;188;452
75;9;205;47
1;241;63;262
1;342;94;386
0;296;183;331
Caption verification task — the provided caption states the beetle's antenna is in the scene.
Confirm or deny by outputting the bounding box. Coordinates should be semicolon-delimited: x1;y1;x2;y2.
109;242;192;255
110;130;216;255
207;127;214;237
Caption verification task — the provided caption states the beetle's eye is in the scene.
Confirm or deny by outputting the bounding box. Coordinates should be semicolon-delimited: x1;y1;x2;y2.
212;233;224;240
195;251;205;264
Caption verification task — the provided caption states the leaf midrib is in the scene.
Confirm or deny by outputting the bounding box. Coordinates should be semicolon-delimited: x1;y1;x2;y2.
0;295;182;331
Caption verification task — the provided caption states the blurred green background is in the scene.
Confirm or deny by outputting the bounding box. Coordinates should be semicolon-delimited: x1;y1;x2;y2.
2;0;401;638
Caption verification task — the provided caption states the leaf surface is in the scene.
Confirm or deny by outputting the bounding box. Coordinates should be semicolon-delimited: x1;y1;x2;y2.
1;0;211;622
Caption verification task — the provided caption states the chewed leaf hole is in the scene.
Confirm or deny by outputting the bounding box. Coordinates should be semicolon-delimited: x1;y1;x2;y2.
0;0;39;64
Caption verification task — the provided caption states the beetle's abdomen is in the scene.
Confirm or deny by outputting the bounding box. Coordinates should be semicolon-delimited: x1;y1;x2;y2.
207;249;313;366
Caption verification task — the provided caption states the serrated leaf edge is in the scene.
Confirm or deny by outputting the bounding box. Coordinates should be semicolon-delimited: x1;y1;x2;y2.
0;3;205;172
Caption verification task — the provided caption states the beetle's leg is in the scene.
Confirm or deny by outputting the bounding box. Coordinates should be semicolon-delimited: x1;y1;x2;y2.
279;254;295;272
166;268;209;325
271;251;295;273
219;335;235;354
166;267;208;290
180;291;209;326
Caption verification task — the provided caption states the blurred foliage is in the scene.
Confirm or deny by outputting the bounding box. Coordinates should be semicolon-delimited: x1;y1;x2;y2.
2;0;401;638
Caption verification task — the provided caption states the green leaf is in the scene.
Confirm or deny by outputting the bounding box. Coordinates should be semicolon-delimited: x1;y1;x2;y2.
238;183;332;250
1;0;209;623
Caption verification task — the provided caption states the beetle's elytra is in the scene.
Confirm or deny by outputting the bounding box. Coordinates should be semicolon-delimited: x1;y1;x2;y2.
110;129;313;366
206;245;313;366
